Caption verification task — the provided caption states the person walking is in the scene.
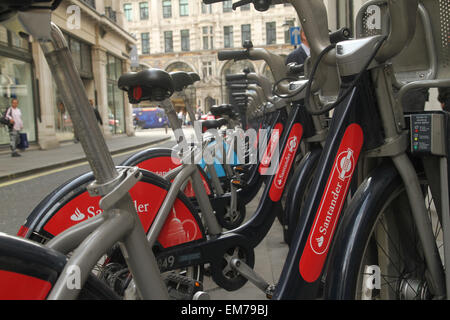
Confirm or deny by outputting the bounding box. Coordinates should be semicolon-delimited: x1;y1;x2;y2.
5;98;24;157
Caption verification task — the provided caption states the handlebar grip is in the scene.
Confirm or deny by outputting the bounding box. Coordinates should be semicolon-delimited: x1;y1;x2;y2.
329;27;352;44
202;0;225;4
226;73;247;82
229;84;248;90
218;50;249;61
288;63;305;74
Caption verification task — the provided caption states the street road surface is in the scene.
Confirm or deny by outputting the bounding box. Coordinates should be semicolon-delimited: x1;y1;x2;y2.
0;138;176;235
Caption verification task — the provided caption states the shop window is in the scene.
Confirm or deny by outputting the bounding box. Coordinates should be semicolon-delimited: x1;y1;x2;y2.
107;54;125;135
0;57;35;145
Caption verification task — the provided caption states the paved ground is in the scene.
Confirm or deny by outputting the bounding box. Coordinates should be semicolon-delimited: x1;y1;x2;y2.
0;127;290;300
0;128;172;182
204;188;289;300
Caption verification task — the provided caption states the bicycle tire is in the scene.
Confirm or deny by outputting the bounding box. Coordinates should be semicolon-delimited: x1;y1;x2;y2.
78;274;121;300
325;170;444;300
282;149;320;246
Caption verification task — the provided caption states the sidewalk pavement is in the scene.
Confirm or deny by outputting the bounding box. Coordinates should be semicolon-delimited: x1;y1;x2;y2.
0;128;172;182
203;188;290;300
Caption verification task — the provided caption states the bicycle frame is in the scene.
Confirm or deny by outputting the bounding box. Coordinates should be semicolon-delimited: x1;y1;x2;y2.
34;20;169;300
150;100;315;274
274;35;448;302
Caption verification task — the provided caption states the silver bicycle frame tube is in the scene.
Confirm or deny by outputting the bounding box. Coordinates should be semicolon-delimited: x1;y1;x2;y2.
160;99;222;235
36;21;168;300
369;59;446;297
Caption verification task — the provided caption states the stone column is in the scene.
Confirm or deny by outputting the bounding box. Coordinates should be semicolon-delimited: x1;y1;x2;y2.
32;42;60;150
122;58;135;136
91;46;112;138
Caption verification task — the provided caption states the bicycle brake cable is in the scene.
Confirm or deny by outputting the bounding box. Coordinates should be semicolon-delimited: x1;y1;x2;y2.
305;36;388;116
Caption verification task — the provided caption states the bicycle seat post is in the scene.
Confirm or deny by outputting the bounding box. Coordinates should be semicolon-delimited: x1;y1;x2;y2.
40;23;119;185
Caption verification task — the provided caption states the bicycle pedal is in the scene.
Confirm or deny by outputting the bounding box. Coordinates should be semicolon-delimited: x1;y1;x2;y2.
231;179;247;188
234;165;248;174
164;272;204;300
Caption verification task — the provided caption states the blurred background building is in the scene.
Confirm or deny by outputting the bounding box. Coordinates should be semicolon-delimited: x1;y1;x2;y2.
5;0;432;150
121;0;367;115
0;0;136;149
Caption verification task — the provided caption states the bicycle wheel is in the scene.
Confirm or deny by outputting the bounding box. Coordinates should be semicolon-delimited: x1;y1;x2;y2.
326;173;444;300
21;169;206;299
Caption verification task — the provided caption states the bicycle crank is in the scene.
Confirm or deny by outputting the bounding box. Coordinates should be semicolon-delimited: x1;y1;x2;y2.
211;244;255;291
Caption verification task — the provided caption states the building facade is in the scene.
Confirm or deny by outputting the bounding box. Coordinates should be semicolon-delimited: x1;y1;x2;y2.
0;0;136;149
121;0;368;114
122;0;302;113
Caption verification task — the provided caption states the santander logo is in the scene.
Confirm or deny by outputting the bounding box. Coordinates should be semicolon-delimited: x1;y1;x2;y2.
337;149;354;181
69;200;151;222
269;123;303;202
316;236;324;248
70;208;85;222
259;123;283;174
261;130;280;166
299;123;364;283
310;148;356;255
288;136;298;153
274;135;300;189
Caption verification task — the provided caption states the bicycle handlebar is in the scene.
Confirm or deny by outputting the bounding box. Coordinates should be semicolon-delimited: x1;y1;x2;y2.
229;84;248;90
202;0;225;4
218;50;249;61
329;27;351;44
226;73;247;82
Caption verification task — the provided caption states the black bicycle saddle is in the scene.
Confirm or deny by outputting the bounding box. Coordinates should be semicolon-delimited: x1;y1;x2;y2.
118;69;174;103
188;72;201;83
170;71;193;92
210;104;234;117
201;118;228;131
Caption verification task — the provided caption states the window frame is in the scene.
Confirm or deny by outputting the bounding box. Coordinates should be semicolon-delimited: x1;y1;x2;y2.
223;25;234;48
123;3;133;22
179;0;189;17
141;32;150;54
139;2;149;20
241;24;251;44
162;0;172;18
164;30;173;53
266;22;276;45
180;29;190;51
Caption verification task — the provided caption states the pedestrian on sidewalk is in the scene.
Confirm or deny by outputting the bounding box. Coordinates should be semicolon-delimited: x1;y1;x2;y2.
5;98;24;157
89;99;103;127
285;27;310;72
